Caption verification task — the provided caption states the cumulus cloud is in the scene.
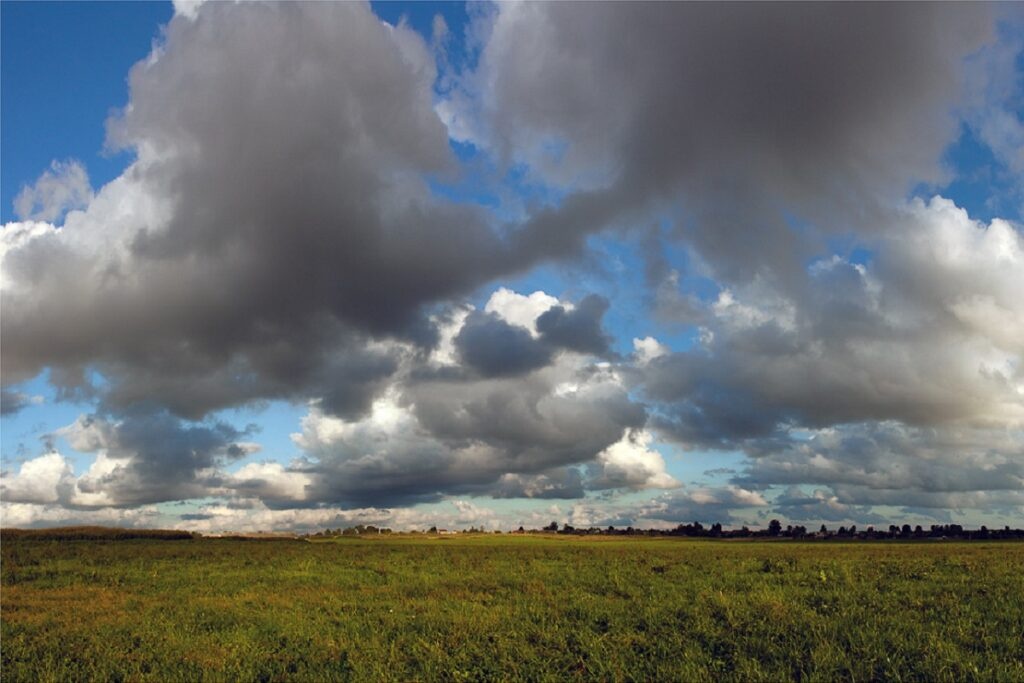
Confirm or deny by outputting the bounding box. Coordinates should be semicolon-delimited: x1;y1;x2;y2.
483;288;560;337
0;453;75;505
51;411;256;507
643;198;1023;453
1;2;530;419
586;429;678;491
290;324;647;507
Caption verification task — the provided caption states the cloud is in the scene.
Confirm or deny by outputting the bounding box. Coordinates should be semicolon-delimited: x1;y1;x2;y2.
586;429;678;491
51;410;255;507
566;486;768;529
0;388;43;416
454;291;613;377
536;294;612;356
13;160;93;223
771;487;889;526
642;198;1023;454
0;453;75;505
483;288;560;338
1;3;1020;529
0;2;528;419
0;501;163;529
735;422;1024;504
227;462;314;505
289;332;647;507
454;311;553;377
464;3;994;281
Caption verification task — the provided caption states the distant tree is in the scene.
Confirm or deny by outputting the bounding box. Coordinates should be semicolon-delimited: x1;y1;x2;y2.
428;526;438;534
902;524;912;536
768;519;782;536
819;524;828;535
544;521;559;532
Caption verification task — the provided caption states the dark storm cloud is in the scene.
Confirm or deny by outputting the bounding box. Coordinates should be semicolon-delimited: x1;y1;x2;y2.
476;2;993;284
0;2;522;420
1;2;997;421
536;295;611;356
454;294;612;377
92;324;402;420
454;312;553;377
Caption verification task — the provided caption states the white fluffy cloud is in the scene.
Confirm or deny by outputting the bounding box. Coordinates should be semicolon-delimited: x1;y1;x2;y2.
13;160;92;223
589;430;678;491
0;453;75;505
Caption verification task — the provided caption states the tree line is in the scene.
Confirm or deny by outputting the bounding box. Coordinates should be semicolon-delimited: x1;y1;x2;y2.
309;520;1024;540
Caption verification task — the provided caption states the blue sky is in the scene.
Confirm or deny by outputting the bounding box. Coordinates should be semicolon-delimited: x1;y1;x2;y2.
2;2;1022;532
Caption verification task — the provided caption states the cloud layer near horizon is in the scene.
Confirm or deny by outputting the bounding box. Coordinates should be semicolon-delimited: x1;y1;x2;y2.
2;1;1021;530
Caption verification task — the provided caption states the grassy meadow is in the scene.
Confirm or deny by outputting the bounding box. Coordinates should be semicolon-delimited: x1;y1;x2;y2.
2;534;1023;682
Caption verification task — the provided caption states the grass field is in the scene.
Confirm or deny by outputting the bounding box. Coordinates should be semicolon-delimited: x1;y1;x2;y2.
2;534;1023;682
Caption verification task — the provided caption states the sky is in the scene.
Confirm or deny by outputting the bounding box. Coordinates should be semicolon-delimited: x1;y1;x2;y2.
1;1;1022;533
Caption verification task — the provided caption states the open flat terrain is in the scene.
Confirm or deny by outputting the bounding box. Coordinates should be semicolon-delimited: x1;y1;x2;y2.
2;535;1023;682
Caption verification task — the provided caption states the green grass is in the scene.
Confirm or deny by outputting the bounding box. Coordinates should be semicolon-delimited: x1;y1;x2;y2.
2;535;1023;681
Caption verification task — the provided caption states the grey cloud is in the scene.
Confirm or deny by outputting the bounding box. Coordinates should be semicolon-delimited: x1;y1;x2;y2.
2;2;1019;525
771;486;889;525
1;2;527;420
569;486;767;528
732;422;1024;511
454;311;553;377
285;358;647;508
473;3;994;285
488;469;586;500
641;201;1024;453
454;294;613;378
636;488;767;526
536;294;611;355
408;368;644;473
1;388;31;416
61;410;252;507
